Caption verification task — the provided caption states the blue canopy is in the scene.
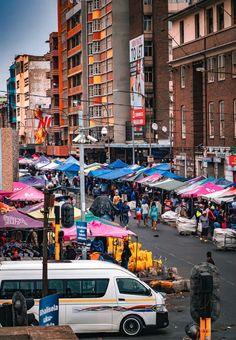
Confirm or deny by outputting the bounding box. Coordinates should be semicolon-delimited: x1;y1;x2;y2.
97;167;135;180
56;163;80;173
108;159;128;169
144;163;171;175
213;177;233;187
64;155;80;165
88;168;112;178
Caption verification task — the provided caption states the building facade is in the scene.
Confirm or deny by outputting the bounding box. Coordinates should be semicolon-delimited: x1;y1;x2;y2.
14;55;51;146
170;0;236;181
7;64;16;128
0;96;8;128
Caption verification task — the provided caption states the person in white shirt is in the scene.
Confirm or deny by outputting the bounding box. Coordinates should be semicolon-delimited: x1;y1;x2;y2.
141;200;149;227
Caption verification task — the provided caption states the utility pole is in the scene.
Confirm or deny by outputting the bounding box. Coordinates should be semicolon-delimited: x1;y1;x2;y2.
42;189;50;297
132;121;135;164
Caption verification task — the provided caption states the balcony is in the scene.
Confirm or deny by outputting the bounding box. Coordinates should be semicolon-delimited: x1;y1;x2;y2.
47;125;61;133
46;145;69;157
51;69;59;76
68;85;82;96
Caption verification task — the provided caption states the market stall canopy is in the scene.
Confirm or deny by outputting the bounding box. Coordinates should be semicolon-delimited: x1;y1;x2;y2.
64;155;80;165
108;159;128;169
0;210;43;229
88;168;112;178
136;173;162;184
40;161;62;171
176;177;215;195
202;187;236;203
32;156;50;169
213;177;233;187
56;162;80;174
19;157;33;165
97;167;135;180
27;204;81;221
149;178;185;191
181;182;223;198
84;163;103;174
0;182;30;196
9;186;44;202
63;220;136;241
0;202;15;213
19;176;47;188
143;163;171;175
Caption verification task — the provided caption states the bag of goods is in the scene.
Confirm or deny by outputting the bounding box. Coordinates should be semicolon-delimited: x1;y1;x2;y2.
161;211;178;227
176;216;197;235
213;228;236;249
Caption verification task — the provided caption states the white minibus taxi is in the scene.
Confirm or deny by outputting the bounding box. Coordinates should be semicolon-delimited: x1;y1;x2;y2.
0;260;168;336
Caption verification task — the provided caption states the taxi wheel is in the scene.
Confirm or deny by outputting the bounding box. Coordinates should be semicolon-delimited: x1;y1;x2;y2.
120;315;144;336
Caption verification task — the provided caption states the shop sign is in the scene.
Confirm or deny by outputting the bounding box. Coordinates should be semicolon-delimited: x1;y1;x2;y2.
39;294;59;326
76;221;87;244
213;157;221;163
202;157;212;162
229;155;236;166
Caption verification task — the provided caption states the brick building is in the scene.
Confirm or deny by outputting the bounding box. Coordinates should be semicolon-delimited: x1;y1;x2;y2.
169;0;236;181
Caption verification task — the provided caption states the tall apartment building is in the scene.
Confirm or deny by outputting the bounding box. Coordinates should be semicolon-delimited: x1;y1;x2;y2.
169;0;236;181
7;64;17;128
57;0;130;160
14;55;51;147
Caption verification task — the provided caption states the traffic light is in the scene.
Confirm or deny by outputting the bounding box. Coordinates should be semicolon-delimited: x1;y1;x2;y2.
12;291;38;326
61;203;74;228
190;263;220;323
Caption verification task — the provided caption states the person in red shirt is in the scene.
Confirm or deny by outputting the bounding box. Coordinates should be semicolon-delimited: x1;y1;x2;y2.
208;206;216;236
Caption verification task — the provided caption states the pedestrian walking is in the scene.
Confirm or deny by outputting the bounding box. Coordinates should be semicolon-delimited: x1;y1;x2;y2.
199;211;210;242
149;202;158;230
141;200;149;227
121;201;130;227
135;202;142;227
121;241;132;269
206;251;215;265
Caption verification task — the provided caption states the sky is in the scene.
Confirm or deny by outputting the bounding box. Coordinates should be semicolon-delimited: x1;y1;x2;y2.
0;0;57;92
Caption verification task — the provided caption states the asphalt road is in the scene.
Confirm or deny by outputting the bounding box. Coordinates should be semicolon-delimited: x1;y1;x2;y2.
79;203;236;339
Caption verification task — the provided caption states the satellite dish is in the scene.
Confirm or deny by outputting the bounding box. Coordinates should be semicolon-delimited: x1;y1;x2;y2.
162;126;168;133
152;123;158;131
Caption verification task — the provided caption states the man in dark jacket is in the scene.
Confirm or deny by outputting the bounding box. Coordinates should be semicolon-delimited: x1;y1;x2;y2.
121;241;132;269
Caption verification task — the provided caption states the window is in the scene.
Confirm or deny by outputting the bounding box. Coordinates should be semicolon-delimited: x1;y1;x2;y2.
24;77;29;87
144;0;152;4
145;93;154;108
88;44;93;55
93;41;100;53
24;92;29;101
181;105;186;139
217;3;224;30
68;33;81;50
70;73;82;88
232;51;236;77
144;40;153;57
93;84;101;96
208;102;214;138
107;58;112;72
207;57;215;83
93;63;100;74
180;20;184;44
67;279;108;298
92;106;102;117
17;94;20;103
68;12;81;30
144;67;153;82
219;100;225;138
16;80;20;89
68;53;81;69
88;22;92;34
116;278;150;296
107;35;112;49
69;94;82;107
144;15;152;32
93;0;100;10
88;65;93;76
234;99;236;137
218;55;225;80
107;81;113;94
88;1;93;13
206;8;213;34
92;19;100;32
24;63;29;72
195;14;200;38
180;65;186;88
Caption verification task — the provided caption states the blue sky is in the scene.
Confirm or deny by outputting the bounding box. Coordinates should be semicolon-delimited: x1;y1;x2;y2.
0;0;57;91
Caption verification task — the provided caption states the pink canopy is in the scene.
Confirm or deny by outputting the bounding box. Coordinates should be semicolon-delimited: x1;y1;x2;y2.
0;182;29;197
0;210;43;229
63;220;136;241
137;173;162;184
181;182;223;198
9;186;44;202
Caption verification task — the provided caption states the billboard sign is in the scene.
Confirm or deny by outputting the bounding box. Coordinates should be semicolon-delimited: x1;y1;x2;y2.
229;155;236;166
39;294;59;326
76;221;87;244
129;35;145;127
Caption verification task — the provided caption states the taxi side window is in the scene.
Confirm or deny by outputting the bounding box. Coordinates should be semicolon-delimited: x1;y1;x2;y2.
116;278;150;296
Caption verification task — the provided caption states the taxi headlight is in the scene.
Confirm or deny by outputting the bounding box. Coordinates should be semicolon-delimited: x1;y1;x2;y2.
156;304;167;313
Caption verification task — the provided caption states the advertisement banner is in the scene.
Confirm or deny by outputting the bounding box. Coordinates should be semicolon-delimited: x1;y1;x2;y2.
229;155;236;166
39;294;59;326
34;108;52;144
129;35;145;127
76;221;87;244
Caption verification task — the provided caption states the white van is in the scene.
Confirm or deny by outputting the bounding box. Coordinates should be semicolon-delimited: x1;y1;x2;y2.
0;260;168;336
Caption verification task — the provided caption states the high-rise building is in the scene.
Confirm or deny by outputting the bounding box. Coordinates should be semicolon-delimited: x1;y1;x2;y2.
7;64;17;128
14;55;51;147
169;0;236;181
57;0;130;161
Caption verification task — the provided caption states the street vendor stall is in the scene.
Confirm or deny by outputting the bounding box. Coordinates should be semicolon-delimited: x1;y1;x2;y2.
8;186;44;202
